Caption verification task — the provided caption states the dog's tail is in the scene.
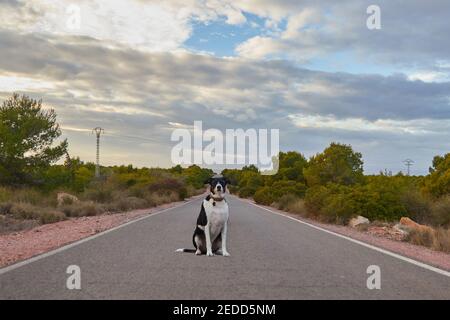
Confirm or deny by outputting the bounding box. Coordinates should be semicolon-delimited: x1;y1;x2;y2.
175;248;196;253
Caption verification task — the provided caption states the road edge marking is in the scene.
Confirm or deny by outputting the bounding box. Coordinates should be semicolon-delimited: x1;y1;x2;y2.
0;198;197;276
249;200;450;278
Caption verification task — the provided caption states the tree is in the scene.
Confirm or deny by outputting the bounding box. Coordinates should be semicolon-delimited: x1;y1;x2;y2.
272;151;308;182
182;165;214;189
0;94;68;184
423;153;450;197
304;142;364;187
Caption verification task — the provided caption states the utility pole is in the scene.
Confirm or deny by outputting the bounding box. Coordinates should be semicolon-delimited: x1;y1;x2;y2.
92;127;104;178
403;159;414;176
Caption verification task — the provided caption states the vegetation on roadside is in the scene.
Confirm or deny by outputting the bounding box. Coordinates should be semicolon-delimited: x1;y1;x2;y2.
222;143;450;253
0;94;212;234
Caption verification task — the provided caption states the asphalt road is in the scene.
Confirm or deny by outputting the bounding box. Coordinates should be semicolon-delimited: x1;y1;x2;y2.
0;195;449;299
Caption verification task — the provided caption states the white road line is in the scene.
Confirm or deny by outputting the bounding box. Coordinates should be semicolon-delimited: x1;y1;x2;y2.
248;200;450;278
0;198;197;276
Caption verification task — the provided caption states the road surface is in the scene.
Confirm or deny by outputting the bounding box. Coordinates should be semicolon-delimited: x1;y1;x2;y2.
0;195;449;299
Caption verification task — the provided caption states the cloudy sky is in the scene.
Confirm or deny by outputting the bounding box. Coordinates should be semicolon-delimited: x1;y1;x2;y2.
1;0;449;174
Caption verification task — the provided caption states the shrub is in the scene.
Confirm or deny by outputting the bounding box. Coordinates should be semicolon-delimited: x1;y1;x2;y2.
227;184;239;194
12;188;46;205
39;210;66;224
320;191;356;223
238;171;264;196
305;182;408;222
106;197;148;212
0;202;13;215
405;227;450;253
430;196;450;227
276;194;298;211
0;186;13;203
61;202;105;217
238;186;258;198
275;194;308;216
9;202;65;223
9;202;41;220
304;185;331;214
253;187;275;205
0;215;39;234
145;191;179;206
433;228;450;253
253;181;307;206
83;185;114;203
401;189;431;223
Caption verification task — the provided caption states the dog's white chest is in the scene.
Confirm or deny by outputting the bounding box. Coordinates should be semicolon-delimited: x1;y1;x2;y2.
203;200;229;237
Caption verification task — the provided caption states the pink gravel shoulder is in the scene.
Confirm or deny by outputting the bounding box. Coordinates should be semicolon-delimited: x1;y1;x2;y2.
0;195;203;268
241;198;450;272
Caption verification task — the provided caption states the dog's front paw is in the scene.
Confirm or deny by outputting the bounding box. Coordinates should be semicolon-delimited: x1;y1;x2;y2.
222;251;231;257
206;251;214;257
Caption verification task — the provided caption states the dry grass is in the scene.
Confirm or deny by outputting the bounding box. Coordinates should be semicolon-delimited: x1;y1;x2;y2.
61;201;105;217
0;215;39;234
6;202;66;224
145;191;180;206
406;227;450;253
355;224;370;232
275;195;308;216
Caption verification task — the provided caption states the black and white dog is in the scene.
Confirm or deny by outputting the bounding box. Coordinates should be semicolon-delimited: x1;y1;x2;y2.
176;175;231;257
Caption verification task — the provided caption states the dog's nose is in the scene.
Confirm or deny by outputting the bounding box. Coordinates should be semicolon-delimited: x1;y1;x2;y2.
217;185;222;191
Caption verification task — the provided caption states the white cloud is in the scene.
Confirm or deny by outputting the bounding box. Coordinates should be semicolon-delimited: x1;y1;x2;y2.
288;114;450;135
0;0;192;51
408;71;450;83
0;75;55;91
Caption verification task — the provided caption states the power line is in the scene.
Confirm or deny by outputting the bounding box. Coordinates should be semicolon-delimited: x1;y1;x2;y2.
403;159;414;176
92;127;104;178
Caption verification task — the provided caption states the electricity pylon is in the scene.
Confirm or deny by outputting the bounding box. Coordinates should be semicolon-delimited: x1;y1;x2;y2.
92;127;104;178
403;159;414;176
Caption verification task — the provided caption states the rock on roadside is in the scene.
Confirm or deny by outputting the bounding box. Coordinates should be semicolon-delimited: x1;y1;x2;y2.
57;192;79;207
349;215;370;228
397;217;435;234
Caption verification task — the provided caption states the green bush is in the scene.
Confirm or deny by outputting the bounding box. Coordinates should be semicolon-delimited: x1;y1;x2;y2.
401;189;431;223
238;186;258;198
276;194;298;211
271;180;307;198
253;181;307;205
304;185;331;214
83;184;114;203
430;196;450;227
253;187;275;205
304;182;409;222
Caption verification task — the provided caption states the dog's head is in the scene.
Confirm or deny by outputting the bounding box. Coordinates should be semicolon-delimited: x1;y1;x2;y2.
204;175;230;196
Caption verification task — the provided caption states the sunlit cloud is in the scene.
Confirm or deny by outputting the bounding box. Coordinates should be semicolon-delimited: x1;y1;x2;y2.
0;75;55;91
289;114;450;135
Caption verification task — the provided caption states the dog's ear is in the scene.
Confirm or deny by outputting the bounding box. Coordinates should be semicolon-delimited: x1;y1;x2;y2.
224;177;231;185
203;177;212;185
